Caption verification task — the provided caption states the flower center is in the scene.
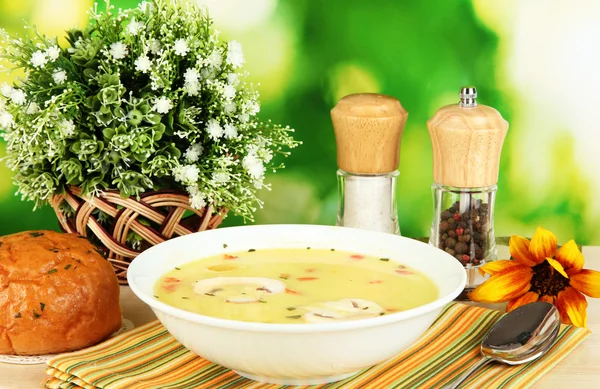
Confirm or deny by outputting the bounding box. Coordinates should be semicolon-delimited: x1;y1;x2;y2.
530;261;570;297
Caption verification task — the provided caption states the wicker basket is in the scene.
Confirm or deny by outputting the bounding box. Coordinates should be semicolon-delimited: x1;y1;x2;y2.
51;186;228;284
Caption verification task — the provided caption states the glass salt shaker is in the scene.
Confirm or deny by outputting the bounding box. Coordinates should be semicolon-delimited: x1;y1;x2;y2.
427;87;509;299
331;93;408;234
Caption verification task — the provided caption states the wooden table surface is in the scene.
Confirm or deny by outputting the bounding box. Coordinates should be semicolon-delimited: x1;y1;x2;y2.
2;247;599;389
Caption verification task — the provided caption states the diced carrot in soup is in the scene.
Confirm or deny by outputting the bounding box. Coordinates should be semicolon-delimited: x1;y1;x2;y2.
163;283;179;292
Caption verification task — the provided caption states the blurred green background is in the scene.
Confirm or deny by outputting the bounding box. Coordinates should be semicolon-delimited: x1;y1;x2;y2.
1;0;599;245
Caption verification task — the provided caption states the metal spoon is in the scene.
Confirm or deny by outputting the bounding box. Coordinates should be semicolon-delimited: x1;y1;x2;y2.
442;302;561;389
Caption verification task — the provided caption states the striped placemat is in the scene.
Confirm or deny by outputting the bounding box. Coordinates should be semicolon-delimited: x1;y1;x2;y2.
42;302;590;389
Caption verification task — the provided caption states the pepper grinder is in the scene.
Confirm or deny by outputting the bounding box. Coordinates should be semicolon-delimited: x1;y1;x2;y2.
427;86;509;299
331;93;408;234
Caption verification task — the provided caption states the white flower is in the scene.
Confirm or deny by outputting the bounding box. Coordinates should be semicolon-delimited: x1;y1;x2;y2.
45;46;60;61
10;89;26;105
208;50;222;68
186;184;199;196
260;148;273;163
226;73;239;85
224;102;236;114
148;39;162;54
184;68;200;84
190;192;207;209
154;97;173;114
206;119;223;140
134;55;152;73
238;113;249;123
242;153;265;179
256;136;268;147
46;140;56;158
139;1;154;13
253;178;265;189
244;100;260;115
26;102;40;114
185;143;204;162
1;83;13;98
173;39;189;56
226;40;245;68
223;123;238;139
175;164;200;184
59;119;76;137
0;111;14;128
222;84;236;100
52;70;67;85
246;144;259;155
246;146;265;163
217;156;235;169
184;81;200;96
184;68;201;95
109;41;128;59
212;172;229;184
127;18;144;36
182;165;200;183
31;50;48;68
201;68;215;80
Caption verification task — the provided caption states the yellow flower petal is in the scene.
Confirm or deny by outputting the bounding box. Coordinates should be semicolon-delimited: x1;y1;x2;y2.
506;291;539;312
539;295;555;304
529;226;557;262
478;260;524;276
556;287;588;327
556;240;584;275
570;269;600;298
558;311;573;326
468;266;533;303
509;235;540;266
546;257;569;279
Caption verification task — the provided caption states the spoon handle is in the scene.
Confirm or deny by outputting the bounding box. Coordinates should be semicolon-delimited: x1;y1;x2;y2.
441;357;492;389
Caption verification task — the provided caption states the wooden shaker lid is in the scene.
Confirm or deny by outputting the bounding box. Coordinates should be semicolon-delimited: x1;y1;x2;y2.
331;93;408;174
427;87;509;188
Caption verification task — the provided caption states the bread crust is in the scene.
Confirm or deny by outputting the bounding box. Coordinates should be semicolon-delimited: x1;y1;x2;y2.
0;230;121;355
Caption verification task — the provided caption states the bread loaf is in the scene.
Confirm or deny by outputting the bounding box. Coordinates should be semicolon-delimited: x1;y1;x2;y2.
0;230;121;355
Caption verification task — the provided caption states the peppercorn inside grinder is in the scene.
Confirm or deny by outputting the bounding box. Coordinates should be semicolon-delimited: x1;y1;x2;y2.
427;87;508;299
331;93;408;234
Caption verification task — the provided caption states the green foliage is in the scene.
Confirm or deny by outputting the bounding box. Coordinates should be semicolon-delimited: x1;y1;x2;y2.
0;0;299;221
0;0;595;245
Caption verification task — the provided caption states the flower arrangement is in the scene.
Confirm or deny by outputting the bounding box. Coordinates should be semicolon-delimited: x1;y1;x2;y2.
469;227;600;327
0;0;298;223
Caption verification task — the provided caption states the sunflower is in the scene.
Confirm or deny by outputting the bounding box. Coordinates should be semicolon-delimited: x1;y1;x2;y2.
468;226;600;327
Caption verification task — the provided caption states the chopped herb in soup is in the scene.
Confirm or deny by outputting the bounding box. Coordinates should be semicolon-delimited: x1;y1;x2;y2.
154;249;438;324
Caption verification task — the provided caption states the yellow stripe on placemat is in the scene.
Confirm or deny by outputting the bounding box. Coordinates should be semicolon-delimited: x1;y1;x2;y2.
43;303;590;389
43;370;92;389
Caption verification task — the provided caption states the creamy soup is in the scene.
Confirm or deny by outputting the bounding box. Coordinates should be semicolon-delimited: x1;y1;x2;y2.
154;248;438;324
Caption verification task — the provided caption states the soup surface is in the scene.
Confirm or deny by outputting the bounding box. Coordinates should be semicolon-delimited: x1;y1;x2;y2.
154;248;438;324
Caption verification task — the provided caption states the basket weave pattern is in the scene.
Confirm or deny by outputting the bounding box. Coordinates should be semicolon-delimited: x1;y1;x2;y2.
51;186;228;283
